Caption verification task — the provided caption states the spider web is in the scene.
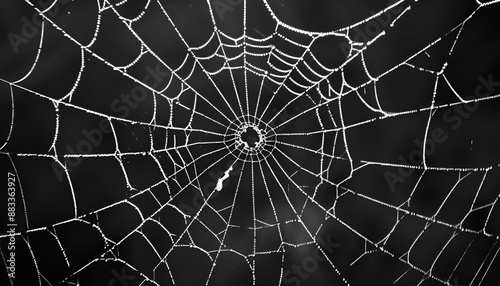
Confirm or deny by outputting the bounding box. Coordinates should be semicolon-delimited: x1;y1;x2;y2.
1;0;500;285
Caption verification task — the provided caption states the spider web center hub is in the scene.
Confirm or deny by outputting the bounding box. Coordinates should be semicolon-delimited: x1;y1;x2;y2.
224;115;277;163
240;126;262;149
